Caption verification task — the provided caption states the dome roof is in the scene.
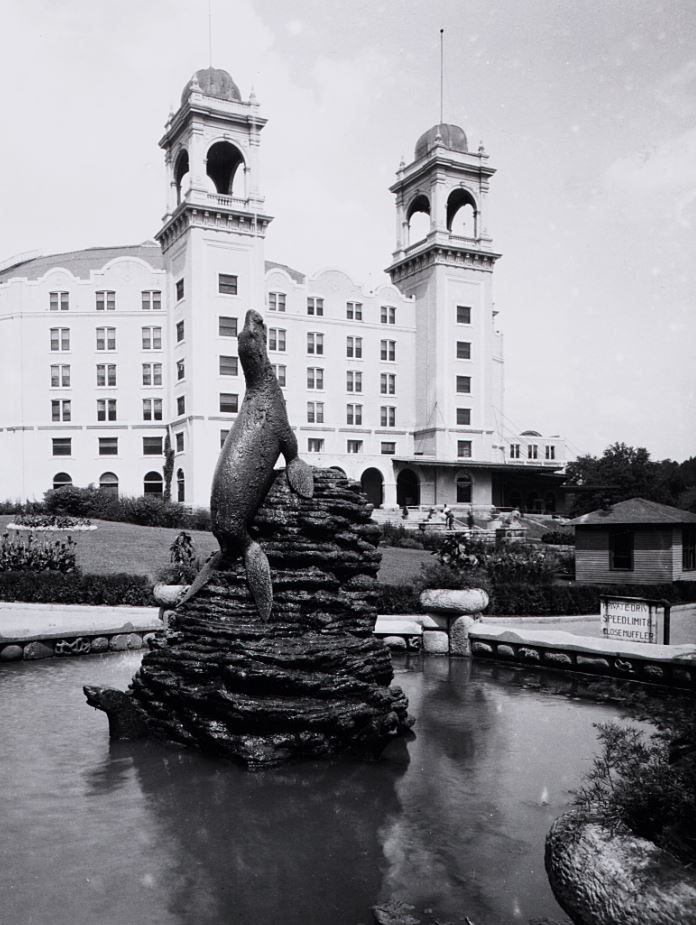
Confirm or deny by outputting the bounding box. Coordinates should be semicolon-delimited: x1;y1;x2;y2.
414;123;468;159
181;67;241;105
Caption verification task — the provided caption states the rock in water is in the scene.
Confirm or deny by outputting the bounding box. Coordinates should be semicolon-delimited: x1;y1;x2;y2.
98;469;413;769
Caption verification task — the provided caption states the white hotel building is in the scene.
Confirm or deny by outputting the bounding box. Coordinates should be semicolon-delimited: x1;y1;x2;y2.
0;68;566;513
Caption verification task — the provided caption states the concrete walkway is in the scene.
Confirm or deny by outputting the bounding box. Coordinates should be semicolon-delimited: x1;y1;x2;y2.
0;602;161;643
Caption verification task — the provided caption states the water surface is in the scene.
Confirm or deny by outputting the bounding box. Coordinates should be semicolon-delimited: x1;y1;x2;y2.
0;652;636;924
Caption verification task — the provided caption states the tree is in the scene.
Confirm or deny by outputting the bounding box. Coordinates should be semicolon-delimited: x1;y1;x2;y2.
162;429;175;503
564;442;683;517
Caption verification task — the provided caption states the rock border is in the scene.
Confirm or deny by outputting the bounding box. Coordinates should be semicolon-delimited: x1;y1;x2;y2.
0;631;154;662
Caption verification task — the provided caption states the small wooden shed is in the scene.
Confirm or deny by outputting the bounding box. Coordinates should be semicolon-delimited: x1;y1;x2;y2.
570;498;696;585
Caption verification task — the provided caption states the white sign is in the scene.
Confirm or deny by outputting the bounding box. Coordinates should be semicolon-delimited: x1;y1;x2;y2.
600;597;662;644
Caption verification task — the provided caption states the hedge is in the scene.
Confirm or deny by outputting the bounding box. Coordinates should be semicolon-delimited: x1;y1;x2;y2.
0;572;155;606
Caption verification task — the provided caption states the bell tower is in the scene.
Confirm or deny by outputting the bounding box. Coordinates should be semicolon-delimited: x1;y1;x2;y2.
155;67;272;505
386;123;502;464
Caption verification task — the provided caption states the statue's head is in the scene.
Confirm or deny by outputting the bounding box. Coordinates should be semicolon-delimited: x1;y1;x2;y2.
238;309;269;378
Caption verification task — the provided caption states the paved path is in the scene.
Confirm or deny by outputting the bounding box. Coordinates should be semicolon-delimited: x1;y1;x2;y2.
0;602;160;643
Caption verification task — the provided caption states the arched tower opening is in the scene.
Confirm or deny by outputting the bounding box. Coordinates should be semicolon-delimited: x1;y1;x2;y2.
206;141;245;197
406;194;430;246
174;149;190;206
447;188;478;238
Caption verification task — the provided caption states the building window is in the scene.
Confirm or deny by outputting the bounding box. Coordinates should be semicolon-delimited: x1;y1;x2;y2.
307;297;324;316
176;359;185;380
177;468;185;503
52;437;72;456
220;430;230;449
219;316;237;337
176;279;184;301
176;320;184;342
98;437;118;456
50;364;70;387
219;273;238;295
97;398;117;421
307;438;324;453
510;444;520;459
346;336;363;358
457;341;471;359
346;301;362;321
220;393;239;413
346;370;362;393
268;292;286;312
457;408;471;426
457;474;473;503
96;327;116;351
307;332;324;355
142;326;162;350
545;445;556;460
99;472;119;494
53;472;72;490
269;328;286;352
307;367;324;390
50;327;70;351
176;395;185;416
380;305;396;324
456;376;471;393
457;305;471;324
609;530;634;571
272;364;286;387
143;471;164;495
143;398;163;421
142;363;162;386
306;401;324;424
380;339;396;361
380;406;396;427
683;526;696;571
346;403;363;426
347;440;363;453
96;290;116;311
50;291;69;311
457;440;472;458
143;437;163;456
380;373;396;395
51;399;71;422
381;442;396;455
219;355;238;376
96;364;117;387
527;444;539;460
142;290;162;311
175;432;184;453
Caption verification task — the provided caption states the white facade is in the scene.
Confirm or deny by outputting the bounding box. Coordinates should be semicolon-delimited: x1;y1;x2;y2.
0;67;566;512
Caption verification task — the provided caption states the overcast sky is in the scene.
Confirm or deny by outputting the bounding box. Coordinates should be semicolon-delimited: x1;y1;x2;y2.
2;0;695;462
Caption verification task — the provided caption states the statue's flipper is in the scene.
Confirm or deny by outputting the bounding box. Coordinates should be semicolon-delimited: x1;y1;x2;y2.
244;537;273;621
286;456;314;499
177;550;223;606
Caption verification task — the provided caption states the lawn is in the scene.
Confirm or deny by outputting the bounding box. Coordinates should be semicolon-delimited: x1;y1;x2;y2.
0;516;430;586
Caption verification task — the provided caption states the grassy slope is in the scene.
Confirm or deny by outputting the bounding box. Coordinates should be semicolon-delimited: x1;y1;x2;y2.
0;515;429;585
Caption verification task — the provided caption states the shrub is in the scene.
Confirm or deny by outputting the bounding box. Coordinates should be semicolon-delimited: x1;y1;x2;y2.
11;513;92;529
0;531;77;573
41;484;212;530
155;531;202;584
541;530;575;546
375;583;421;614
0;571;154;606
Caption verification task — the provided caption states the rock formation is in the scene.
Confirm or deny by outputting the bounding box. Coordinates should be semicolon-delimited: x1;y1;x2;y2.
86;468;413;769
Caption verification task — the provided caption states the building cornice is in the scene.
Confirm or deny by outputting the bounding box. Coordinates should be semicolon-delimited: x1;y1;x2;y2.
156;201;273;253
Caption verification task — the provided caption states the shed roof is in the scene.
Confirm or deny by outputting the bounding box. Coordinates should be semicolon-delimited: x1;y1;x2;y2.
570;497;696;526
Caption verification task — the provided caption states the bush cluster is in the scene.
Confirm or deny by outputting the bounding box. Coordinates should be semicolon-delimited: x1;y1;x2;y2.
39;486;212;530
11;513;92;529
380;523;447;551
540;530;575;546
0;532;78;573
0;571;154;606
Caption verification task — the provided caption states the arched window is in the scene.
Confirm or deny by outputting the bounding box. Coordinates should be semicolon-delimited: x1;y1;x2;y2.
174;149;190;205
396;469;420;507
406;194;430;245
99;472;119;496
456;474;473;504
143;471;164;496
177;468;185;503
206;141;245;197
52;472;72;491
447;188;478;238
360;468;384;508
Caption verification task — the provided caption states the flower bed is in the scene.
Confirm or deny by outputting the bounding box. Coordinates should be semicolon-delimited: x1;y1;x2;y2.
8;514;95;531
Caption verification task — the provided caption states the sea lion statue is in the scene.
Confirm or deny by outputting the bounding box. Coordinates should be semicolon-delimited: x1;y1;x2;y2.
181;308;314;618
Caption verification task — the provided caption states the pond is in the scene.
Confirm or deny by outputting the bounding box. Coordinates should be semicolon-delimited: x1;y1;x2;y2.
0;652;637;924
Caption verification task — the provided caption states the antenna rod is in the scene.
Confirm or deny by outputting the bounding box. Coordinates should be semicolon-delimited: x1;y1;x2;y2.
439;28;444;124
208;0;213;67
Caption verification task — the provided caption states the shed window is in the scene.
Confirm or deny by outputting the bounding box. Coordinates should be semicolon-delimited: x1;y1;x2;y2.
609;530;634;571
683;526;696;571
